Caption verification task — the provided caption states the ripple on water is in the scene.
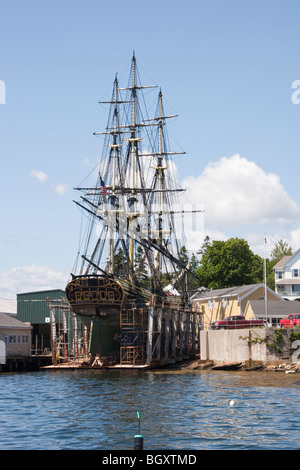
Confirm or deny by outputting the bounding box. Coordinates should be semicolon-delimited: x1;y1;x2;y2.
0;370;299;450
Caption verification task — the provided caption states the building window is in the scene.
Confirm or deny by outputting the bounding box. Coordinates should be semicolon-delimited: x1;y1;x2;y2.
293;269;299;277
276;271;283;279
292;285;300;293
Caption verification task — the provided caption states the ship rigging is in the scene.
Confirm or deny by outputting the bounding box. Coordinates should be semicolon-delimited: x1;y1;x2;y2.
65;54;202;365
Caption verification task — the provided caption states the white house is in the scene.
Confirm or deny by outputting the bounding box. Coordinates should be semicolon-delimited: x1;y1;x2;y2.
274;249;300;301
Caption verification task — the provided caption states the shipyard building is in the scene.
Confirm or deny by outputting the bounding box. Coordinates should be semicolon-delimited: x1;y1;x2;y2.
16;289;87;362
17;289;65;354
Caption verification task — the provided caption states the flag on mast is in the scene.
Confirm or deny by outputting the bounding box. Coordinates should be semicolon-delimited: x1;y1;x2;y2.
100;177;108;196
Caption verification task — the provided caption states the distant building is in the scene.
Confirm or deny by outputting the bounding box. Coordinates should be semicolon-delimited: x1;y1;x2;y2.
191;283;282;330
274;249;300;301
16;289;86;359
0;312;32;364
17;289;66;354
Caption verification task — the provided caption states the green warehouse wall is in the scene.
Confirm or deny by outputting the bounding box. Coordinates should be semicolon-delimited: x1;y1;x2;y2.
17;289;66;324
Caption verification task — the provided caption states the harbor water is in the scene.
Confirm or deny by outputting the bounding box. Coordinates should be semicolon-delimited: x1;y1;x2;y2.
0;368;299;450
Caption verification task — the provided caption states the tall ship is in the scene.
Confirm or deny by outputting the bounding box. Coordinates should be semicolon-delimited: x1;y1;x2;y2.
65;54;201;367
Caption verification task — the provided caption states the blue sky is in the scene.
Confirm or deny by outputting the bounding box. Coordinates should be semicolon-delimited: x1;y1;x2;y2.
1;0;300;298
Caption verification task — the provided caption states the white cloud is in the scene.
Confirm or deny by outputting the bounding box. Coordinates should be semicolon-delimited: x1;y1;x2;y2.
54;184;68;195
30;169;48;184
183;154;300;229
0;265;68;299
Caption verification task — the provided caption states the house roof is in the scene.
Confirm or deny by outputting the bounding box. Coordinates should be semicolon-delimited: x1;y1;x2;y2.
0;312;32;329
17;288;65;297
273;255;292;269
0;299;17;315
274;249;300;269
247;299;300;318
191;284;264;301
285;248;300;266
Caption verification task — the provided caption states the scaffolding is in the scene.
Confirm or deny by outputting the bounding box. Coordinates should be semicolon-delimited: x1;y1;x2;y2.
120;308;147;365
48;298;89;365
47;299;201;368
120;304;201;367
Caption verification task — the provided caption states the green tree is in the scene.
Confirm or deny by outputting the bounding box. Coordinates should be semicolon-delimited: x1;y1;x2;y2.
178;245;189;266
178;246;201;290
196;237;264;289
266;259;275;290
197;235;212;257
188;252;201;290
251;253;265;284
160;246;201;291
134;245;149;288
270;239;293;264
113;247;127;279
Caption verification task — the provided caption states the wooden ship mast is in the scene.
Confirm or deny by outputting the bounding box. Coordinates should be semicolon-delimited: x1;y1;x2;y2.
65;53;202;367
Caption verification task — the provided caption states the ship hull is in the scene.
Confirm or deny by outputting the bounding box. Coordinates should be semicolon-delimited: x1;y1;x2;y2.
88;311;121;362
65;275;124;362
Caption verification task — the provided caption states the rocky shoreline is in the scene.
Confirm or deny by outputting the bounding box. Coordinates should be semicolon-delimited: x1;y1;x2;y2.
179;358;300;373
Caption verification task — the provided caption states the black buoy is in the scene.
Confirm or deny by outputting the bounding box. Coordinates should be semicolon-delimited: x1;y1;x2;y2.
134;434;144;450
134;412;144;450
